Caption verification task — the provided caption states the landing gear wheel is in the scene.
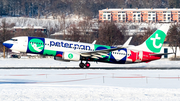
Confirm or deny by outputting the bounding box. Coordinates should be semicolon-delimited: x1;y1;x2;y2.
79;62;85;68
85;62;90;68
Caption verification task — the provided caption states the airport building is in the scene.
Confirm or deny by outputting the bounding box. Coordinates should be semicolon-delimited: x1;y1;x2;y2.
99;8;180;23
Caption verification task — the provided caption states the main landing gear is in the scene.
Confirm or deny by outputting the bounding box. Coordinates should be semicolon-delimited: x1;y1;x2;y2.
79;61;90;68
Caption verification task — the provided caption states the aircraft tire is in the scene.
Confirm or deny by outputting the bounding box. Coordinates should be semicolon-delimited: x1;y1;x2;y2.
79;63;85;68
85;63;90;68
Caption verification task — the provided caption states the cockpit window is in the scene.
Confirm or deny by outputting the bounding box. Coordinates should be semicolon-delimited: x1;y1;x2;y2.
11;39;18;41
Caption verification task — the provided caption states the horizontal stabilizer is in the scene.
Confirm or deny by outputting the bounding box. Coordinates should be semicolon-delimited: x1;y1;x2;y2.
149;53;174;56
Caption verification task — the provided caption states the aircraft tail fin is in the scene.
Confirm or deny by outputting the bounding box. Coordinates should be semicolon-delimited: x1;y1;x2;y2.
136;24;170;53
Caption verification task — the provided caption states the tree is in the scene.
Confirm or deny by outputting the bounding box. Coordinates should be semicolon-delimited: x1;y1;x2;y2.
0;19;14;55
78;17;93;43
130;26;156;45
98;22;124;46
67;24;81;41
131;34;144;45
167;24;180;58
142;27;156;42
168;0;180;8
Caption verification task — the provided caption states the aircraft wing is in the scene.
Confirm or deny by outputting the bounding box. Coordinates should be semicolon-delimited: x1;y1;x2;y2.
80;37;132;59
80;47;125;58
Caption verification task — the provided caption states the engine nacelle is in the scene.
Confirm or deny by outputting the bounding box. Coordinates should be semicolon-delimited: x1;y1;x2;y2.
62;52;80;61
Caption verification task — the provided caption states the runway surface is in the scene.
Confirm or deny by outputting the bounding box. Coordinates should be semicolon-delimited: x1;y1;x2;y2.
0;69;180;87
1;58;180;100
0;58;180;69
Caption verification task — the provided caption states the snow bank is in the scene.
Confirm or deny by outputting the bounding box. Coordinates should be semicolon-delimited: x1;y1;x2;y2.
1;85;180;101
1;69;180;100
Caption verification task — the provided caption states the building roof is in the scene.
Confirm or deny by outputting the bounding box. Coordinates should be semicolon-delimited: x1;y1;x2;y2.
100;8;180;11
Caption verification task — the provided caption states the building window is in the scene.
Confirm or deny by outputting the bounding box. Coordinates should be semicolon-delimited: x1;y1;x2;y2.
108;15;111;20
103;15;106;19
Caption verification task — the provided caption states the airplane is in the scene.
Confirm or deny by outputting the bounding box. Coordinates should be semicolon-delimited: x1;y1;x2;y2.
3;24;170;68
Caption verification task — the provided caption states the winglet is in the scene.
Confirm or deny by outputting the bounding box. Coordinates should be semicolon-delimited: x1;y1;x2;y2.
122;37;132;48
92;40;96;44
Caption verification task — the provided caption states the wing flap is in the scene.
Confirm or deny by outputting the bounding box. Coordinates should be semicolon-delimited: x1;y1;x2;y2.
80;47;124;57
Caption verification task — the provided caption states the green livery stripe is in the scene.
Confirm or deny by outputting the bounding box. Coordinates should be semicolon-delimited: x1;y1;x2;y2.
43;50;56;56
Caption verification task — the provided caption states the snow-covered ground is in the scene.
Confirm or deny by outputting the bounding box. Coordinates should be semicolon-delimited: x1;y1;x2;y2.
0;59;180;100
1;69;180;101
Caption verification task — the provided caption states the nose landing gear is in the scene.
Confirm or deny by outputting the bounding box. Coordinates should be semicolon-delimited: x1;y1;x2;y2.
79;61;90;68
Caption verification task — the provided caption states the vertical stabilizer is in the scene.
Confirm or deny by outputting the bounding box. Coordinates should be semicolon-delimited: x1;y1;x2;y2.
136;24;170;53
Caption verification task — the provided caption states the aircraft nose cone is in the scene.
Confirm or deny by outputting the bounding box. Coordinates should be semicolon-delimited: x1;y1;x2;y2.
3;42;13;48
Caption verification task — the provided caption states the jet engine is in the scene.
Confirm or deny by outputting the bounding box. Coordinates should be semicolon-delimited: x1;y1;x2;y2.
54;52;80;61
